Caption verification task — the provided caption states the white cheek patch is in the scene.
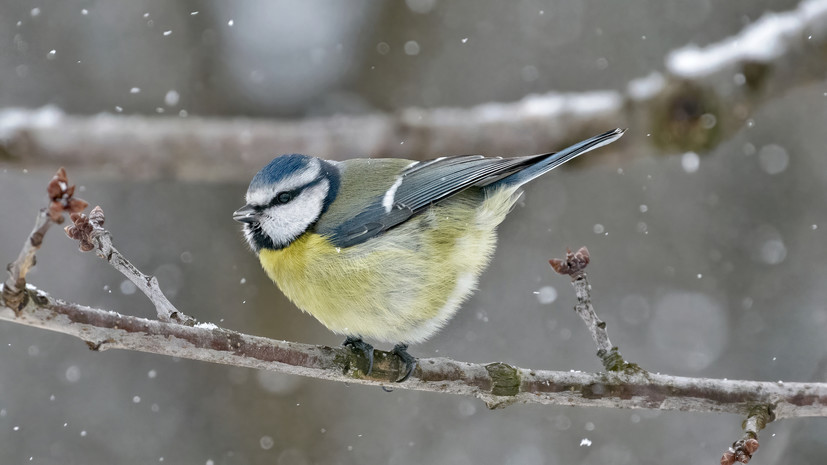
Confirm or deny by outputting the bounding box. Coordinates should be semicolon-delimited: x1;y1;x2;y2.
260;179;329;246
246;158;322;206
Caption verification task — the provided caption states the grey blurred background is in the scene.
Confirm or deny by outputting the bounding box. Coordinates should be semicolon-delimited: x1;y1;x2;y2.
1;0;826;464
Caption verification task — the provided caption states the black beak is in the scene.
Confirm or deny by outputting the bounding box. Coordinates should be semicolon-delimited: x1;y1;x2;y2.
233;204;258;224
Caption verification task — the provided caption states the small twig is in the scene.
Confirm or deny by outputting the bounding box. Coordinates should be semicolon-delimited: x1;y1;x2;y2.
550;247;638;373
552;247;777;463
64;206;195;325
2;168;87;311
721;405;774;465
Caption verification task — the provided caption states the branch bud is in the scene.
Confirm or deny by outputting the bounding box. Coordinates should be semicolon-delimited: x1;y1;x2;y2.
549;246;591;278
46;167;88;223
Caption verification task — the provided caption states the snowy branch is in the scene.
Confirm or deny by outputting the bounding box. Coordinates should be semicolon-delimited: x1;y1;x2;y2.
2;0;827;180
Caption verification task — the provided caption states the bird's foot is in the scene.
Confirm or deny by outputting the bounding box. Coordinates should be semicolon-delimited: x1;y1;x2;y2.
391;343;418;382
343;336;374;375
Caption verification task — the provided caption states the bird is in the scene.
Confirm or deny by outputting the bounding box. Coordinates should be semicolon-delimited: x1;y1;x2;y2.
234;128;625;381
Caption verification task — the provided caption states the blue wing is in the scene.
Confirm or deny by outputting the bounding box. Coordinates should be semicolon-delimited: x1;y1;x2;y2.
323;129;625;248
324;155;542;248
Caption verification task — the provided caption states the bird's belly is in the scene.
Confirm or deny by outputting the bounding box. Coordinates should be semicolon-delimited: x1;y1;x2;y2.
258;188;516;343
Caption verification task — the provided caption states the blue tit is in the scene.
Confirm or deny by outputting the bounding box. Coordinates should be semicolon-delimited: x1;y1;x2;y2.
234;129;624;381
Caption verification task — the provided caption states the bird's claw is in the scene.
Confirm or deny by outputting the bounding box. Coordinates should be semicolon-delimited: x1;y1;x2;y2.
392;343;417;382
343;336;374;375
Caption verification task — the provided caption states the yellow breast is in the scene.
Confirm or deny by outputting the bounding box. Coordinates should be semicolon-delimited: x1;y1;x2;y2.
258;186;518;343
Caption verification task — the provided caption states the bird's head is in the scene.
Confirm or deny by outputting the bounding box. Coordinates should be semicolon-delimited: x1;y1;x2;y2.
234;154;340;252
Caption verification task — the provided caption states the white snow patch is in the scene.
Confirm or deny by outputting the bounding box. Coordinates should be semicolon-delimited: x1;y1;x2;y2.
565;91;623;114
468;91;621;123
521;91;622;118
667;0;827;77
194;322;218;330
627;72;665;100
0;106;64;140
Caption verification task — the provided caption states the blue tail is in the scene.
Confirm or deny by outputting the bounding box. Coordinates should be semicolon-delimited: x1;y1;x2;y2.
496;128;625;188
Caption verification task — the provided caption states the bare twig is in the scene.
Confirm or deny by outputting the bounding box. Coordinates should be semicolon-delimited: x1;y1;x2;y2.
551;247;780;463
721;405;773;464
551;247;636;373
64;206;195;325
2;168;86;311
2;210;52;312
2;0;827;179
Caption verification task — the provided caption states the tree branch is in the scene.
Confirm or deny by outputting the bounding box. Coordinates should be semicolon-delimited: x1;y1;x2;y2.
1;0;826;180
1;286;826;416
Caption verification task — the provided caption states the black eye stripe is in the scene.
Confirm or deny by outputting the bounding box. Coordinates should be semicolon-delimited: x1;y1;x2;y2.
259;176;326;210
265;187;302;208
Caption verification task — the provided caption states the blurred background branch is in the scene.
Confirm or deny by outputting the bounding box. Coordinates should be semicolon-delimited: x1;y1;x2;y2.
1;0;826;181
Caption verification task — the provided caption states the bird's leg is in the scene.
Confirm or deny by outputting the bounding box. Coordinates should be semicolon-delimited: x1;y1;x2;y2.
342;336;374;375
391;343;418;382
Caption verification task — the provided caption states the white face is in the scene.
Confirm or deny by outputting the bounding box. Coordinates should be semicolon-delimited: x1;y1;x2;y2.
246;158;322;206
242;159;330;251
